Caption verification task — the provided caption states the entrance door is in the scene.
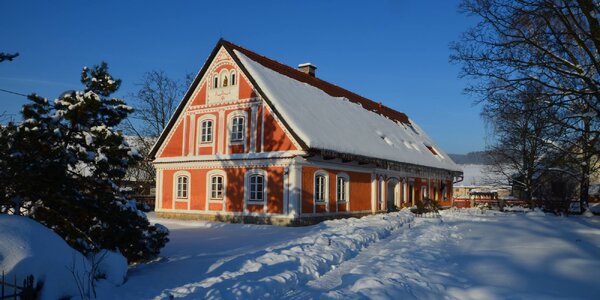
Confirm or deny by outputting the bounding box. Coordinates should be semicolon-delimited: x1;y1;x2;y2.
387;179;399;212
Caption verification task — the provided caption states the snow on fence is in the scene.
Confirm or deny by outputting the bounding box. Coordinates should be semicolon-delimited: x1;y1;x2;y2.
159;211;415;299
0;271;35;300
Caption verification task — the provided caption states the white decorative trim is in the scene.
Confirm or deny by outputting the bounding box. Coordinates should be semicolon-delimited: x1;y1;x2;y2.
379;176;385;211
244;169;268;213
218;110;225;154
188;98;259;112
283;167;289;215
206;169;227;212
154;151;305;164
371;173;376;213
250;104;258;153
182;115;187;156
188;114;196;156
313;169;329;213
260;102;265;152
156;208;291;218
289;157;302;217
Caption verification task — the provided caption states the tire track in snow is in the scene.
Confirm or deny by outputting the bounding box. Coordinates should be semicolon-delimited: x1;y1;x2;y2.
283;217;464;300
155;212;415;299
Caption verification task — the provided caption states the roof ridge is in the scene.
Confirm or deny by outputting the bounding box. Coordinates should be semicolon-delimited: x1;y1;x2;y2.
221;39;410;124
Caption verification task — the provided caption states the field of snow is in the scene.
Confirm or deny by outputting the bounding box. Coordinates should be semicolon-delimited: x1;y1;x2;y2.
92;210;600;299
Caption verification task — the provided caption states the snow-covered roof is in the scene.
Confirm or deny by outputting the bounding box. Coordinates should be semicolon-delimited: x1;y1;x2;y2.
454;164;509;187
234;49;461;173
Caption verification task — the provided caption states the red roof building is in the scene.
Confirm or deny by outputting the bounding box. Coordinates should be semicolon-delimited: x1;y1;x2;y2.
150;39;462;224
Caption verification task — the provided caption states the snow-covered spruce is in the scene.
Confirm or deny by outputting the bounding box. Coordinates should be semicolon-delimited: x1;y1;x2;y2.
158;211;414;299
0;62;168;264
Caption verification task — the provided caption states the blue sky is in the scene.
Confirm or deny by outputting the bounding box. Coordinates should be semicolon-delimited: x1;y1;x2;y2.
0;0;484;154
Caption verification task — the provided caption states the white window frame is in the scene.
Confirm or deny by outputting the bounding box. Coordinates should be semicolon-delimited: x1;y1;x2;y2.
206;170;227;210
244;169;268;208
313;170;329;208
173;171;191;210
200;119;214;144
196;114;217;155
227;111;248;149
336;173;350;203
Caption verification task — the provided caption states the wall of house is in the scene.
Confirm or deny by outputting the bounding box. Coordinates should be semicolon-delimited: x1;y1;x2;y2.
300;166;373;215
158;166;285;214
156;46;298;160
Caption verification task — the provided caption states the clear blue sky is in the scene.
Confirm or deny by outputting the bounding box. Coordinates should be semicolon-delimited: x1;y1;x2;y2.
0;0;485;154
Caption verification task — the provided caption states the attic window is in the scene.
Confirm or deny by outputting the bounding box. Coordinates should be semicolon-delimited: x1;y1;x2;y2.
213;75;219;88
231;71;236;85
425;144;438;156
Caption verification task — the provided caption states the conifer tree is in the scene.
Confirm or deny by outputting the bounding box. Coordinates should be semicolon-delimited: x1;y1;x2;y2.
0;62;168;263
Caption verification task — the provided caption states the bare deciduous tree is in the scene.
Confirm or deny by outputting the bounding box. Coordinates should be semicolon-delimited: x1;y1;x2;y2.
451;0;600;211
125;70;191;186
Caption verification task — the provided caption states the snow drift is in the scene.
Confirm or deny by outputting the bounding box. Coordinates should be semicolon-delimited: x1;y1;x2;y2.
0;215;91;300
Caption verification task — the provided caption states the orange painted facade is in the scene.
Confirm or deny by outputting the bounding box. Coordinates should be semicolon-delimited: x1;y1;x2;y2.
152;44;459;224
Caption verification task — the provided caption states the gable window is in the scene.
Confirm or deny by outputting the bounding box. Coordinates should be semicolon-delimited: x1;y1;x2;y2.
336;174;349;203
176;175;189;199
314;173;328;203
230;71;236;85
213;74;219;89
201;119;213;143
210;175;224;199
230;116;245;143
248;174;265;202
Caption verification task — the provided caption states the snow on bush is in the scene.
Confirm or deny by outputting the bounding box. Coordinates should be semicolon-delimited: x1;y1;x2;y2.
92;250;128;286
0;214;91;300
158;211;414;299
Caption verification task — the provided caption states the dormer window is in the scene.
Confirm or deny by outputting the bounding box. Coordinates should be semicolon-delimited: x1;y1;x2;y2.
230;71;236;85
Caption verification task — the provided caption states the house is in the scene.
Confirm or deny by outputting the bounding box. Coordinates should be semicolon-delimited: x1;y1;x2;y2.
149;39;463;225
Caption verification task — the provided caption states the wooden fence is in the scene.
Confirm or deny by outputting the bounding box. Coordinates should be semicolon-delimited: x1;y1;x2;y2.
1;271;35;300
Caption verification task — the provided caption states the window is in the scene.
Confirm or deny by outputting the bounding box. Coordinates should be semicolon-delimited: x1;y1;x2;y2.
200;119;213;143
176;175;189;199
213;74;219;89
230;116;245;142
210;175;224;199
336;175;349;203
315;174;327;202
249;174;265;202
230;71;236;85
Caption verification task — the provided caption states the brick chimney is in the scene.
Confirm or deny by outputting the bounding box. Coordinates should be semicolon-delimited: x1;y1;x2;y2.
298;63;317;77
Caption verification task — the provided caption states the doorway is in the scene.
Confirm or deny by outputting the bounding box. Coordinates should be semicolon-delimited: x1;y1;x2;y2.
387;179;400;212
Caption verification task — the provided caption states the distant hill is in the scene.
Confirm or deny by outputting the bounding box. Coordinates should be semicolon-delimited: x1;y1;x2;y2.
448;151;490;165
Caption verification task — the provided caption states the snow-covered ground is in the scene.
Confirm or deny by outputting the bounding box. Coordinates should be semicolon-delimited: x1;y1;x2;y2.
92;210;600;299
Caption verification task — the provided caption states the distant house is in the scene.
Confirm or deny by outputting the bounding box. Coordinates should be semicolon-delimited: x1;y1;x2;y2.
149;39;462;224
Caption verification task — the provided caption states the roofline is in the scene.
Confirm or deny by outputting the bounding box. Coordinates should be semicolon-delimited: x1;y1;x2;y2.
149;38;228;158
222;43;309;151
